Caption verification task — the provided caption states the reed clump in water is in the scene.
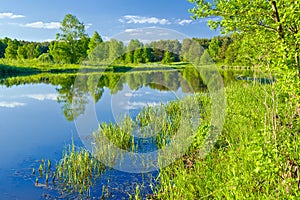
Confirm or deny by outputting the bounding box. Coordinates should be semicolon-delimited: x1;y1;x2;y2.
36;94;211;198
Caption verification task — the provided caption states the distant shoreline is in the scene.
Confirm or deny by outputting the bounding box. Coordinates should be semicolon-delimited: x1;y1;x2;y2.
0;60;191;76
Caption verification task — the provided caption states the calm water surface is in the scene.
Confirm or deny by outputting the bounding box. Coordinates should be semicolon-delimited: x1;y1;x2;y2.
0;84;76;199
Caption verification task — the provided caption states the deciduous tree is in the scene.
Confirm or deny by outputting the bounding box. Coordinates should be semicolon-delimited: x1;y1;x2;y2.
5;39;19;59
53;14;88;63
87;31;103;55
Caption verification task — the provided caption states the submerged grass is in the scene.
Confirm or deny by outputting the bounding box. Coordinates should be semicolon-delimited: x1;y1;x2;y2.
54;142;106;195
35;142;106;197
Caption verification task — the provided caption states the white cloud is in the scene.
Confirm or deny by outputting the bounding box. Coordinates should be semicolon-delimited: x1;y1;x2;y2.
125;28;143;33
123;101;161;110
25;93;58;101
145;31;153;35
114;27;188;44
120;15;170;25
197;17;221;23
102;36;110;41
158;32;170;36
124;93;142;97
0;12;25;19
178;19;193;26
85;23;92;29
124;93;133;97
23;21;61;29
123;29;149;37
0;102;26;108
36;38;55;42
139;39;153;44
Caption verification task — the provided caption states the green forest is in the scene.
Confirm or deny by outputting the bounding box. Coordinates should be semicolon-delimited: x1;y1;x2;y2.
0;14;244;69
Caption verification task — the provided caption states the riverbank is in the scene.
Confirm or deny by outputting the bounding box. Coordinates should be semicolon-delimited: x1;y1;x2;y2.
0;59;192;76
152;82;299;199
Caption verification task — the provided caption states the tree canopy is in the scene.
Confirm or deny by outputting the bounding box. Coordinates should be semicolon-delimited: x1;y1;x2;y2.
57;14;87;41
189;0;300;71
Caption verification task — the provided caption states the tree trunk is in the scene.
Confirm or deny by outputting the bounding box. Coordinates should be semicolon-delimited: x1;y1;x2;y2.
271;1;284;39
296;53;300;77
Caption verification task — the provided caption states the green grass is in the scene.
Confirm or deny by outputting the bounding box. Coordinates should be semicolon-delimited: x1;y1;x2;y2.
0;58;190;75
151;82;300;199
0;63;40;78
35;142;106;197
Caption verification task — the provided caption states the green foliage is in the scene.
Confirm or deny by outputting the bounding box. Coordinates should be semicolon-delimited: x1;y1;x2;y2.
87;31;103;55
38;53;54;63
75;36;90;63
124;51;133;64
108;39;125;62
57;14;86;41
124;40;145;64
1;31;233;67
208;37;220;62
200;49;213;65
189;0;300;70
161;51;173;64
224;36;240;66
181;38;192;62
49;41;72;64
192;37;210;49
150;40;181;62
17;45;27;60
128;39;143;52
189;0;300;128
1;38;48;61
5;39;19;59
133;48;144;64
51;14;89;64
87;41;110;63
0;38;9;58
26;43;41;59
181;39;204;64
142;47;152;63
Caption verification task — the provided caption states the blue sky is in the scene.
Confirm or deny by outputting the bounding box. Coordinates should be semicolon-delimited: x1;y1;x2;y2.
0;0;219;42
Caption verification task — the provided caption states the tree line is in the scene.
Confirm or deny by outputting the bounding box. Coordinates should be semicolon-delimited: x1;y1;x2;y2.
0;14;243;66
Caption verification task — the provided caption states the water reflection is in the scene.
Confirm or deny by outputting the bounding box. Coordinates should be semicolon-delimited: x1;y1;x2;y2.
0;101;27;108
0;67;214;121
